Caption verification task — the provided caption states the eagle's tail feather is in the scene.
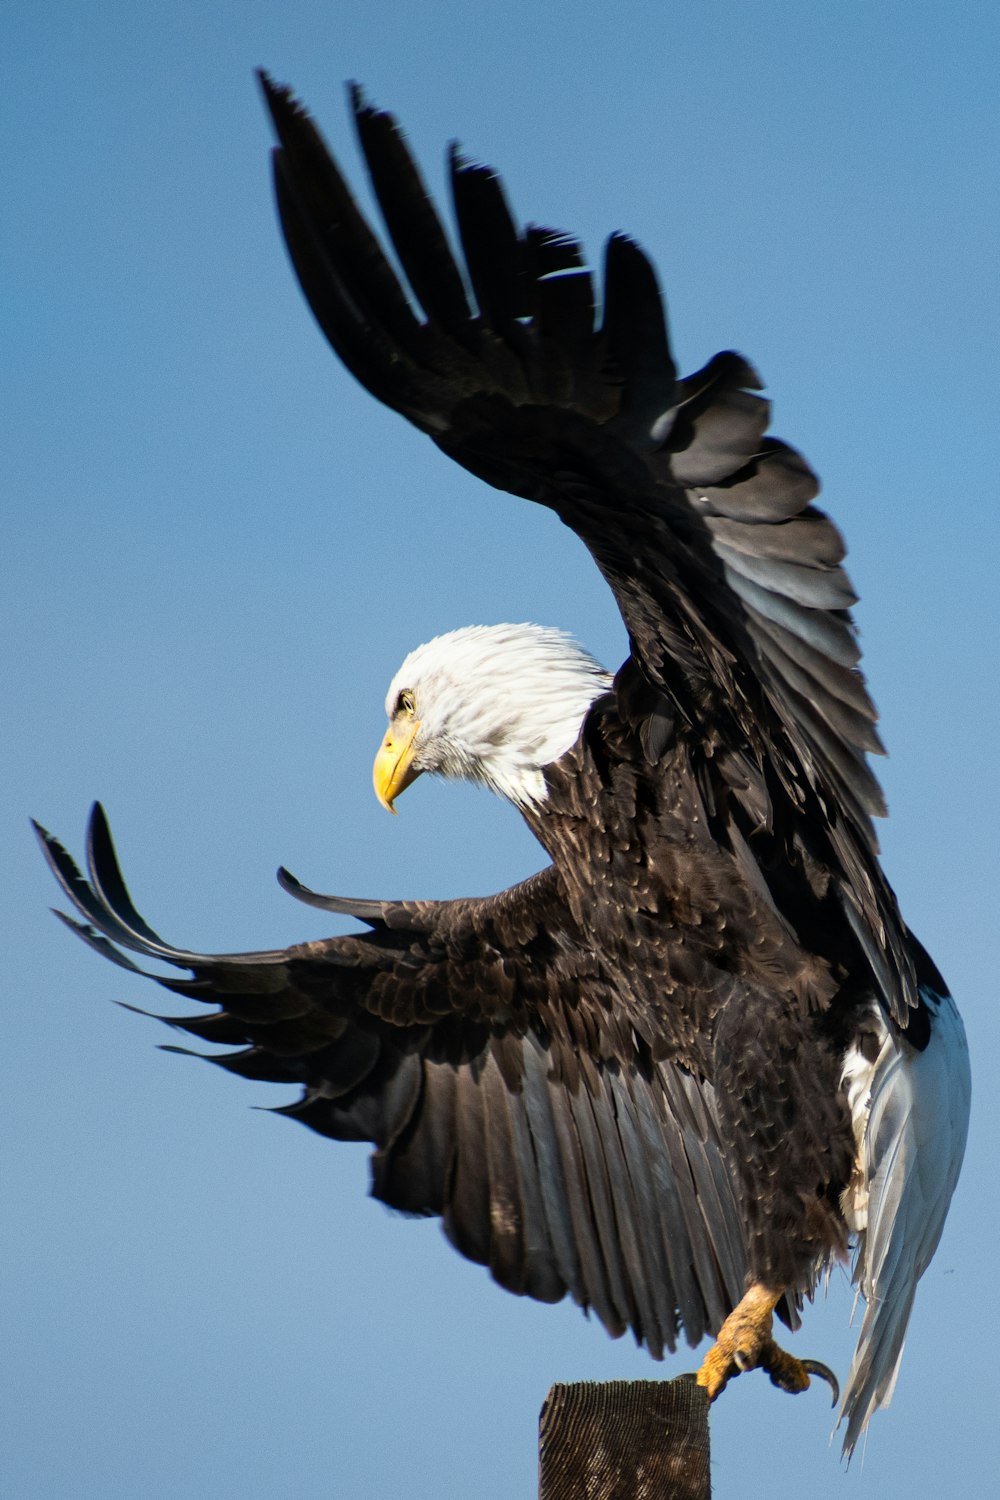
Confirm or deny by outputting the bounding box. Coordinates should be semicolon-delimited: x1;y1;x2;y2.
838;991;970;1457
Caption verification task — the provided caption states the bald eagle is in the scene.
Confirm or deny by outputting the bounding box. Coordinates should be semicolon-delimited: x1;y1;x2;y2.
36;75;970;1457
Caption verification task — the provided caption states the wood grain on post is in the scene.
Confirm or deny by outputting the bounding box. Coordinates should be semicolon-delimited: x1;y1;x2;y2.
538;1376;711;1500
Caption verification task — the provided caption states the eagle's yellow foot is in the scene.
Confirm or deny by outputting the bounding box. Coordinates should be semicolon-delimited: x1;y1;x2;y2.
696;1283;779;1400
696;1283;839;1406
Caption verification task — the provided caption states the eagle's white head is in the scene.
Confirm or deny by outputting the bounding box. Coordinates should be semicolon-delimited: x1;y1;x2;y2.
374;623;612;812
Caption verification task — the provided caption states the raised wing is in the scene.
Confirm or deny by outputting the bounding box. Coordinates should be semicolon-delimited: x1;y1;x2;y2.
258;76;916;1026
37;804;753;1356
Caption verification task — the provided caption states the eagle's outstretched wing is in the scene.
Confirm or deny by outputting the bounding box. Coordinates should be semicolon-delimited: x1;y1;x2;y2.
259;75;915;1026
36;803;754;1357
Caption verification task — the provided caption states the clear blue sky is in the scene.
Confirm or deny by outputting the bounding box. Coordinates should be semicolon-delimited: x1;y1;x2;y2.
5;3;998;1496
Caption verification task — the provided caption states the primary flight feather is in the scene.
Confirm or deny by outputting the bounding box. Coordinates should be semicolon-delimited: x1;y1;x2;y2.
37;73;970;1457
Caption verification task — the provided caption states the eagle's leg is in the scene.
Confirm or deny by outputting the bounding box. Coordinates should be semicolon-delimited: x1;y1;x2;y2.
696;1283;839;1405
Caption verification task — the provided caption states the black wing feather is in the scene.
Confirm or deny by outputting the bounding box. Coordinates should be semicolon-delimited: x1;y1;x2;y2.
600;234;677;439
449;148;528;339
350;85;474;342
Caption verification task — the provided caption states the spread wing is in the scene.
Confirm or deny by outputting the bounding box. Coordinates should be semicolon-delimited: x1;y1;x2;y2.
259;75;915;1026
37;804;754;1356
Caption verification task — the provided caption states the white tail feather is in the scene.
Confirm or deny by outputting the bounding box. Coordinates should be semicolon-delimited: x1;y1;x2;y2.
838;990;970;1457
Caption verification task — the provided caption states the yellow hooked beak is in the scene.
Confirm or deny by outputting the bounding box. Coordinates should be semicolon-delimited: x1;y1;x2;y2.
372;715;423;813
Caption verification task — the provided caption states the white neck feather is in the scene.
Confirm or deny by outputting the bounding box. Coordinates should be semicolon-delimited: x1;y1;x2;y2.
384;623;613;809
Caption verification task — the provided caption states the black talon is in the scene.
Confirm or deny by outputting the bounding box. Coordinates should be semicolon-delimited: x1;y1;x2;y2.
801;1358;840;1407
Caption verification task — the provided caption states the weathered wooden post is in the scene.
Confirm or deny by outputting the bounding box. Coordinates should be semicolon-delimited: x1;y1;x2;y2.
538;1376;711;1499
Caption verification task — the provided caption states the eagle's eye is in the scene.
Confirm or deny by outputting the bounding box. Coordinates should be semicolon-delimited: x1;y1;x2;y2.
396;690;416;717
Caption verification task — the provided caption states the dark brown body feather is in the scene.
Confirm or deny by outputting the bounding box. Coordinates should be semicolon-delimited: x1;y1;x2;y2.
38;77;948;1367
